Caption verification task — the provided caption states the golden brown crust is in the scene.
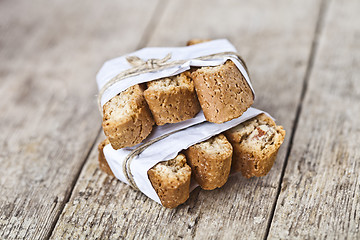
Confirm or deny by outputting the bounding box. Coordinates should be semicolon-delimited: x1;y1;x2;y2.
102;40;254;149
144;73;201;125
191;60;254;123
185;134;233;190
225;114;286;178
147;154;191;208
230;144;279;178
98;139;115;177
102;84;155;149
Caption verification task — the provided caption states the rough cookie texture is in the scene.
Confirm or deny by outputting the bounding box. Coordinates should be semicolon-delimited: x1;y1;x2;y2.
144;73;201;125
98;139;115;177
98;141;191;208
190;60;254;123
185;134;233;190
225;113;285;178
148;154;191;208
102;84;155;149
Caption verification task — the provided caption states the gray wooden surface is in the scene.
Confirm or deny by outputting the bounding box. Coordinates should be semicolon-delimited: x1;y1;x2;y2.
0;0;359;239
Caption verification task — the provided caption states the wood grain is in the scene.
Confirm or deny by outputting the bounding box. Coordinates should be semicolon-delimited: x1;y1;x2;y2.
268;0;360;239
0;0;159;239
51;0;322;239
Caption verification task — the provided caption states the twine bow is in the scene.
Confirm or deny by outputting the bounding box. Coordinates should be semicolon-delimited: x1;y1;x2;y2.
126;53;172;69
97;51;249;112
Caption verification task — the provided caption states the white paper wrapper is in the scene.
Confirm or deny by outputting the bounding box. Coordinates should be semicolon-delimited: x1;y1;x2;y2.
96;39;255;107
97;39;261;206
103;107;273;205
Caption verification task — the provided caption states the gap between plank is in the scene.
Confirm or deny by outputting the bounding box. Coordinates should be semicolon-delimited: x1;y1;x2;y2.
45;127;102;240
44;1;168;239
263;0;330;239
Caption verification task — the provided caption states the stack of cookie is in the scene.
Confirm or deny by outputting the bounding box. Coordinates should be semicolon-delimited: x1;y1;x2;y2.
97;40;285;208
102;60;253;150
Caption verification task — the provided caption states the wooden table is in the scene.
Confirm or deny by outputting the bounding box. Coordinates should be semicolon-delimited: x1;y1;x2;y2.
0;0;359;239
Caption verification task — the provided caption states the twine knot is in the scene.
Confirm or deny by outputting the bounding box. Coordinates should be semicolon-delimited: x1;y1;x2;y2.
98;51;247;111
126;53;172;69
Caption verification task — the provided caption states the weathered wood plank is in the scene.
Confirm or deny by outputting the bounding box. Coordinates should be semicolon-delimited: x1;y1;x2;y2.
268;0;360;239
51;0;323;239
0;0;159;239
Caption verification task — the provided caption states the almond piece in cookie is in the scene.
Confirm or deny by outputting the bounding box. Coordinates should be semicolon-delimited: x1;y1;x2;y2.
225;113;285;178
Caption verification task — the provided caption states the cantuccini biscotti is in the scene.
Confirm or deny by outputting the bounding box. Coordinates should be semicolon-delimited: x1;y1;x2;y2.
224;113;285;178
147;154;191;208
98;138;115;177
98;140;191;208
101;40;255;149
187;39;254;123
102;84;155;150
98;112;285;207
190;60;254;123
185;134;233;190
144;72;201;125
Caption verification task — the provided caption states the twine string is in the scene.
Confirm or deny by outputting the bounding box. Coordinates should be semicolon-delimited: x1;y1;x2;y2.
102;51;249;190
121;128;186;190
126;53;172;68
98;51;248;112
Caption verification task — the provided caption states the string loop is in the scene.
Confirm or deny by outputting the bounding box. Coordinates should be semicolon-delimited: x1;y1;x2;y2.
97;51;248;112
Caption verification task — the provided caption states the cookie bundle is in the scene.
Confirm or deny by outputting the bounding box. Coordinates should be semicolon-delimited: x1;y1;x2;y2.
96;39;285;208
